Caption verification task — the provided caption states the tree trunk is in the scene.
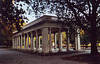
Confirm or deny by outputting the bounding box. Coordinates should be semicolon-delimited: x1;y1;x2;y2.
89;28;98;55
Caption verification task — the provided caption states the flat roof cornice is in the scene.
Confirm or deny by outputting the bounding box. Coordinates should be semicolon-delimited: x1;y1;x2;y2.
22;15;57;29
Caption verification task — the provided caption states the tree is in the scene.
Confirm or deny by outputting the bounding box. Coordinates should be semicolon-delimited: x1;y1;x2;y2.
81;33;90;48
0;0;27;47
16;0;100;54
64;0;100;54
0;0;26;31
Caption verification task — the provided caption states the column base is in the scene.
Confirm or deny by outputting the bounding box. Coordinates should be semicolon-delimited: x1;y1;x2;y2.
67;49;70;52
58;50;62;53
40;52;49;56
75;49;81;51
49;51;53;53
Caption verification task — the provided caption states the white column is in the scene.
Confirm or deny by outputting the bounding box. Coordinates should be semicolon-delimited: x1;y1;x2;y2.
36;31;39;52
61;32;62;49
33;37;35;51
16;37;18;49
75;34;78;50
17;36;18;49
14;37;16;49
17;36;19;49
54;33;57;49
12;37;15;49
12;37;14;49
67;29;70;51
67;35;70;51
24;34;26;49
77;29;81;50
21;35;23;49
58;29;62;52
18;36;19;49
39;36;41;49
42;27;49;54
19;36;20;49
30;32;33;50
27;33;29;49
15;37;17;49
49;28;52;52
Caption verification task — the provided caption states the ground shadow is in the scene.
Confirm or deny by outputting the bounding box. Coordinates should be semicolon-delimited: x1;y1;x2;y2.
61;53;100;64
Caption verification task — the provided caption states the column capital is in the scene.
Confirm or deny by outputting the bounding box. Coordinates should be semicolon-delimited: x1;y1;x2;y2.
18;35;20;37
49;27;52;30
30;31;33;34
75;34;77;37
58;28;62;31
26;32;29;34
35;30;38;32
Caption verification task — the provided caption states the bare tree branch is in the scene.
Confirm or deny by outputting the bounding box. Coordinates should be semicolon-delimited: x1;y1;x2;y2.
66;0;88;32
70;3;89;19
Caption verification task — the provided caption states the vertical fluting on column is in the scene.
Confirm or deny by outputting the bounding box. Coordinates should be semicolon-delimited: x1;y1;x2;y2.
42;27;49;54
58;28;62;52
49;28;52;52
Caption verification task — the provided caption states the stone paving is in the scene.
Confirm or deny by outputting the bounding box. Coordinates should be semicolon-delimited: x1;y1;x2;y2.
0;49;89;64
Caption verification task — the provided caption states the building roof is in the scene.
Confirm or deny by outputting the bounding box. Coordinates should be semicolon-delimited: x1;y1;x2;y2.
13;15;58;34
22;15;57;29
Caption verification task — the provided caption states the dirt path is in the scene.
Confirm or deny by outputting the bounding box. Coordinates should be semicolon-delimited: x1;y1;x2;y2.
0;49;88;64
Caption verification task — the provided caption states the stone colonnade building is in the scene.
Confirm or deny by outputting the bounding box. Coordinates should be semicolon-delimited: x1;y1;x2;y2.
12;15;81;54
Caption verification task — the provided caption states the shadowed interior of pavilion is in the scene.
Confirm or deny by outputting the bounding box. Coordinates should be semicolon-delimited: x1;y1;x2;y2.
12;15;81;54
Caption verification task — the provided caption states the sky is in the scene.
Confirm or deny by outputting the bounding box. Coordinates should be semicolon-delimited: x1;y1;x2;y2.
26;14;56;23
16;1;56;24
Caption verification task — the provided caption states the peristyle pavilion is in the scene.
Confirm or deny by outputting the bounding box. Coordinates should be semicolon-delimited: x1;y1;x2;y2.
12;15;81;54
